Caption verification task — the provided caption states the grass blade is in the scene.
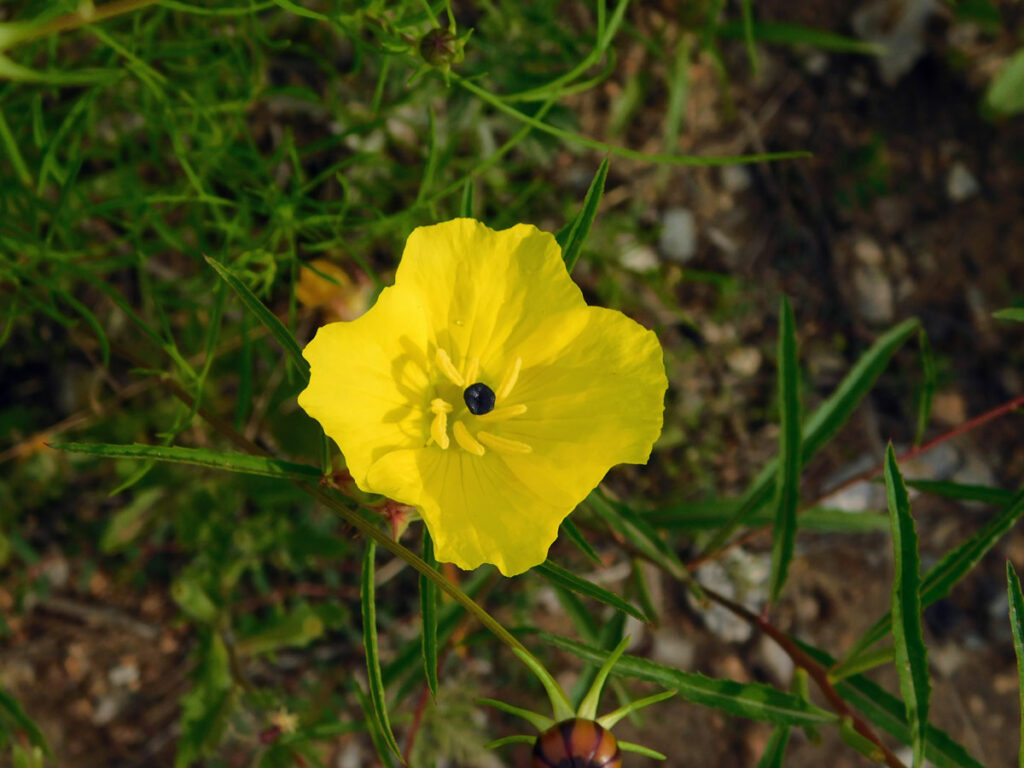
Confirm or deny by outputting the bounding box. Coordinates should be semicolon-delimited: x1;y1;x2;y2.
52;442;321;481
544;633;838;727
703;317;919;555
755;725;790;768
361;541;404;764
420;531;439;698
994;308;1024;323
534;560;647;621
556;157;609;273
1008;561;1024;767
769;296;801;601
884;444;930;767
914;328;936;445
459;177;474;218
204;255;309;383
588;490;687;578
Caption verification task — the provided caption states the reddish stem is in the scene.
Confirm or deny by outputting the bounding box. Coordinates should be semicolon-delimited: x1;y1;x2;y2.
702;585;907;768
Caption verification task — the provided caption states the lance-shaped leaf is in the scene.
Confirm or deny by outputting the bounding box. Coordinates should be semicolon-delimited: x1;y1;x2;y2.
53;442;321;481
534;560;647;621
361;541;404;764
205;255;309;381
556;157;609;273
885;445;930;767
1008;562;1024;768
544;634;837;727
770;296;801;601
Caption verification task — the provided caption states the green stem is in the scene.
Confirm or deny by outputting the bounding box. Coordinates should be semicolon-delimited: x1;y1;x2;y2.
453;74;811;167
9;0;161;47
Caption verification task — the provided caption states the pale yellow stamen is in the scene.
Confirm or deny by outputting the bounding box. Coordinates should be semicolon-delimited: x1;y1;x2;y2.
477;431;532;454
476;404;528;422
430;398;453;414
463;357;480;385
436;348;464;387
430;410;450;449
452;420;485;456
495;356;522;403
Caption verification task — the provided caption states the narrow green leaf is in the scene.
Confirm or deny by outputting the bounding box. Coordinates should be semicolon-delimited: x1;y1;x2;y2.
557;158;609;273
714;21;884;55
459;177;474;218
534;560;646;621
618;741;668;759
755;725;791;768
204;255;309;382
420;531;439;698
841;485;1024;665
560;518;602;565
512;647;575;723
645;501;890;533
353;681;397;768
884;444;931;767
361;541;404;764
905;479;1015;507
597;690;675;730
839;716;884;762
827;644;895;683
478;698;553;732
739;0;759;75
703;317;920;555
588;491;687;578
1007;562;1024;768
578;637;630;720
544;634;838;727
994;308;1024;323
0;688;49;754
53;442;321;481
485;734;536;750
770;296;801;601
235;604;323;656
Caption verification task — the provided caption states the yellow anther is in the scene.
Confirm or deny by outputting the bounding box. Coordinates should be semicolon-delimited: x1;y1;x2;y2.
436;348;464;387
495;356;522;403
477;431;532;454
430;398;453;414
477;404;527;422
430;410;450;449
463;357;480;385
452;420;485;456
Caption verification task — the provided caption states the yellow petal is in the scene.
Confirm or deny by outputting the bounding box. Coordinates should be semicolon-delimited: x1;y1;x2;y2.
396;219;586;376
297;285;432;489
492;305;667;509
366;448;567;576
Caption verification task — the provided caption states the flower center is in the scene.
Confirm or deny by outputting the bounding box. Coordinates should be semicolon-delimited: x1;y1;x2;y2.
428;348;531;456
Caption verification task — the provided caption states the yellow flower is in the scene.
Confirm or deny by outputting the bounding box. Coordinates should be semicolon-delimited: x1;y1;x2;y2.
298;219;666;576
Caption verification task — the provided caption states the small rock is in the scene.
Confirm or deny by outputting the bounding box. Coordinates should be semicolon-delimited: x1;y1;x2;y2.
109;660;140;688
853;263;894;324
659;207;698;262
719;165;751;193
693;550;771;644
726;347;762;377
946;161;980;202
930;642;965;678
852;0;939;85
804;51;829;76
619;243;660;273
931;390;967;426
651;628;696;670
854;236;884;267
758;636;794;686
820;481;883;513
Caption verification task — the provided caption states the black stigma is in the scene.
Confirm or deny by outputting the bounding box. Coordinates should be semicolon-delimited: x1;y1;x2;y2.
463;382;496;415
